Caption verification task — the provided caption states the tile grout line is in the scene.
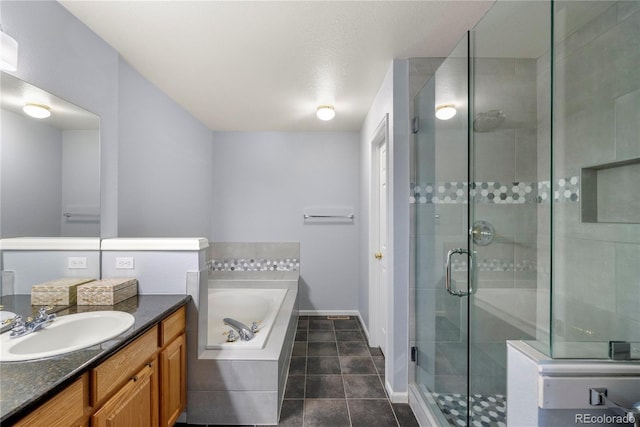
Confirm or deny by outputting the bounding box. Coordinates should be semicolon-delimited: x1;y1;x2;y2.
334;318;354;427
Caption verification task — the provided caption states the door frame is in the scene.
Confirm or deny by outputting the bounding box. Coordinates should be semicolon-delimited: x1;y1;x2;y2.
369;114;390;351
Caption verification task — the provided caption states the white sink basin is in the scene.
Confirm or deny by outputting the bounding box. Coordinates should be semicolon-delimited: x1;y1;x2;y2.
0;311;135;362
0;311;17;322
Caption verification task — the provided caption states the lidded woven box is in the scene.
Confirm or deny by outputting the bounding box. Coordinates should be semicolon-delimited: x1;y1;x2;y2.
31;278;96;306
77;278;138;306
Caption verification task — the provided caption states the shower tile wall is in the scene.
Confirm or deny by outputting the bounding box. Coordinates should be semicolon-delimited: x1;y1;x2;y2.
546;1;640;357
470;57;539;394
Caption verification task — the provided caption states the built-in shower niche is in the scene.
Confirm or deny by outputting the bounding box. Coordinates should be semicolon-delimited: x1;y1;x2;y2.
581;158;640;224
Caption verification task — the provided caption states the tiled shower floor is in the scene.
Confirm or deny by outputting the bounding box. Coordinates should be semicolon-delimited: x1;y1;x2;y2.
178;315;419;426
432;392;506;427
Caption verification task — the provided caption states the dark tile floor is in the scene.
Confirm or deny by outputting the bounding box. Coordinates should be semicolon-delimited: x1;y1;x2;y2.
178;315;419;427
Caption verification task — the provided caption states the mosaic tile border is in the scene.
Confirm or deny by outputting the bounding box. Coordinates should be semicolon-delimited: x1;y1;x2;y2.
450;258;536;273
537;176;580;203
410;177;579;205
208;258;300;272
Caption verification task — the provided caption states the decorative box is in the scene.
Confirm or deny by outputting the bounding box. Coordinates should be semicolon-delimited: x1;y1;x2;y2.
77;278;138;306
31;278;96;306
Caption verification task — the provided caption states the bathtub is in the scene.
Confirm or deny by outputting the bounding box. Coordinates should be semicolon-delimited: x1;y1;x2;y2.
206;288;287;350
188;278;298;425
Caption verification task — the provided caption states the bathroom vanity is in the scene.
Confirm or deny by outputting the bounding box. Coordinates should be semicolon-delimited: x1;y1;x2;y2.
0;294;189;426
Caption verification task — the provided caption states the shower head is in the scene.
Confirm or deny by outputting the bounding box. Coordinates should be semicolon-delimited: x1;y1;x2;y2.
473;109;506;132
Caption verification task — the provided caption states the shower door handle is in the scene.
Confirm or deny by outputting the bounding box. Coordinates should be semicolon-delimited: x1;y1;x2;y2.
445;248;472;297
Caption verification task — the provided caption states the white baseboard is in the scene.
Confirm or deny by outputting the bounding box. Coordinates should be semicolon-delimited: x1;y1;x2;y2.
357;312;371;344
299;309;360;317
385;379;409;404
298;310;373;346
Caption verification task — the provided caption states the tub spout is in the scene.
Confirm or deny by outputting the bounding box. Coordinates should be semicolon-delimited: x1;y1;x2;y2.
223;318;255;341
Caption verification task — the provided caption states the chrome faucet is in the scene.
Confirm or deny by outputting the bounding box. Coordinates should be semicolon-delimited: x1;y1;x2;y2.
223;318;256;341
6;307;56;338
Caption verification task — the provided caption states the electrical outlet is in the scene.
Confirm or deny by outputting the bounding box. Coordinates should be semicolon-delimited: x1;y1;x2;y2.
115;257;135;269
68;257;87;269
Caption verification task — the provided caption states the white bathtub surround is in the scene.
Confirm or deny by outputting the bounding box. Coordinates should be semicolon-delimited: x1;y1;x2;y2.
187;275;299;425
507;341;640;427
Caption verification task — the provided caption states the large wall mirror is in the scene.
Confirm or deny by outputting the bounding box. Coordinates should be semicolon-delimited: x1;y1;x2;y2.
1;71;100;238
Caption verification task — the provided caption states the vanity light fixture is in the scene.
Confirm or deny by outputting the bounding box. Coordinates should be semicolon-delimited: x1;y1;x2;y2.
435;104;457;120
1;27;18;71
316;105;335;121
23;103;51;119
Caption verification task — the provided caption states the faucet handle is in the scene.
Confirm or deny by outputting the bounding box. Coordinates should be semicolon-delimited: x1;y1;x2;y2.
251;321;261;333
224;329;238;342
36;307;49;319
9;315;27;336
2;317;14;326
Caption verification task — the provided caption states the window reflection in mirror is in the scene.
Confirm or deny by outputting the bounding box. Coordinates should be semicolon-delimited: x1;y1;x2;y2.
0;71;100;238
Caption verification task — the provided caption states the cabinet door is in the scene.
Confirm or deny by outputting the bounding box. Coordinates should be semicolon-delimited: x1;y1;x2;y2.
160;333;186;427
15;374;89;427
92;360;158;427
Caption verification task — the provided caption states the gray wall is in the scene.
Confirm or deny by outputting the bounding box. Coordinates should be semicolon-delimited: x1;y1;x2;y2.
1;109;63;237
117;60;213;237
210;131;360;312
359;59;412;399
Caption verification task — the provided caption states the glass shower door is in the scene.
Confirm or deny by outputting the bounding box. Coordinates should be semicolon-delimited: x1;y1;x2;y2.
467;2;550;426
414;33;471;426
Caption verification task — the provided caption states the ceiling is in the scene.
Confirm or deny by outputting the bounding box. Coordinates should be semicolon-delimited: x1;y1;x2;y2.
59;1;493;132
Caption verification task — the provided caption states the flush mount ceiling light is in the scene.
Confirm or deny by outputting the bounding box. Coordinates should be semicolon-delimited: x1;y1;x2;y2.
435;104;457;120
23;103;51;119
1;27;18;71
316;105;335;121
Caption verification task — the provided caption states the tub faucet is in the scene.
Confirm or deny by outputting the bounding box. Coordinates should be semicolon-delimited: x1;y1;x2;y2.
223;318;255;341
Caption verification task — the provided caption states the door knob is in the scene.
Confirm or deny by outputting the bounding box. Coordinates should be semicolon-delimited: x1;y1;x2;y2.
374;252;383;260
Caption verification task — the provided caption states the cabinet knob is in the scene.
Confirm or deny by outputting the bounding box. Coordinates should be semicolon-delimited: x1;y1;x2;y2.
374;252;383;260
131;375;138;382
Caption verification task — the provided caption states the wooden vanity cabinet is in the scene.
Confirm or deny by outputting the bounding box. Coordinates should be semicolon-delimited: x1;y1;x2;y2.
13;374;89;427
13;306;187;427
91;326;159;406
92;359;159;427
160;307;187;427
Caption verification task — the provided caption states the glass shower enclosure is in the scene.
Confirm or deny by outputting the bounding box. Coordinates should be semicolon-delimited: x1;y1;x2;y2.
411;1;639;425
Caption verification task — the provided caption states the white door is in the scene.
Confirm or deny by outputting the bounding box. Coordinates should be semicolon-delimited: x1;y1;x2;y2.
376;139;389;356
369;115;389;355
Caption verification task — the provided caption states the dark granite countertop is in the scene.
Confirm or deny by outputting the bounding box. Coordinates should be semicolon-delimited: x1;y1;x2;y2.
0;294;190;424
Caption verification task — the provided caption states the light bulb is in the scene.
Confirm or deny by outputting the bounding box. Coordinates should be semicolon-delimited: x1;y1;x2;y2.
316;105;335;121
435;104;456;120
23;103;51;119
